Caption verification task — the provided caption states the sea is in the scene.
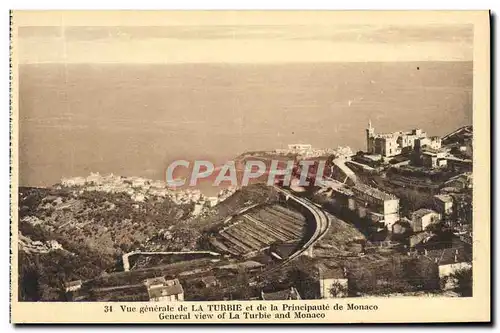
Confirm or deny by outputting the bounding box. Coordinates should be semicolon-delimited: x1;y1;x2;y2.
19;62;473;194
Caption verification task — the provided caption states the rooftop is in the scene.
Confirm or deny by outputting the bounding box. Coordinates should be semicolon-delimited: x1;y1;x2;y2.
262;287;301;300
147;282;184;299
353;183;397;201
421;145;448;154
412;208;439;219
434;194;453;203
318;262;346;279
143;276;168;288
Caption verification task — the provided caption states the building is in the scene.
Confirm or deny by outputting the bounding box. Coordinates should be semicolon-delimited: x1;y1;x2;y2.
434;194;454;216
143;277;184;302
261;287;301;300
443;172;473;191
424;248;472;290
411;208;441;232
318;264;348;298
350;183;400;228
417;136;442;150
324;179;399;228
61;177;87;187
419;147;448;169
64;280;82;293
366;120;427;157
446;157;473;172
287;144;312;154
409;231;434;248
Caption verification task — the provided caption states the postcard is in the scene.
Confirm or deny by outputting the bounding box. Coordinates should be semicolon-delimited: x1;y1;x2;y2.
10;10;490;323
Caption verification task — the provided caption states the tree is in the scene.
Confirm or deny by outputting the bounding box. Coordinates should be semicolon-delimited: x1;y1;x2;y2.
450;267;472;297
328;281;348;298
18;253;42;301
455;196;473;225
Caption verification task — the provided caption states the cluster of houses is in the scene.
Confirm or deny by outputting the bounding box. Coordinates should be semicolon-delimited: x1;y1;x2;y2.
275;144;353;160
313;124;473;295
60;173;235;214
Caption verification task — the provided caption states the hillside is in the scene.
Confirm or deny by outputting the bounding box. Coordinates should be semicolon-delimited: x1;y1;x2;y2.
17;180;277;301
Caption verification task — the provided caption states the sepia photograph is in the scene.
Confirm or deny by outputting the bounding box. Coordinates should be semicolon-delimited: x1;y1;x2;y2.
10;10;490;323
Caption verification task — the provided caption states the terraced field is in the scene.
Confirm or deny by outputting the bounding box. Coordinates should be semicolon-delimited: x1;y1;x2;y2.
210;204;307;257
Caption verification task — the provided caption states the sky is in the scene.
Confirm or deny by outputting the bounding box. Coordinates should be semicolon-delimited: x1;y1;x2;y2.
14;12;474;64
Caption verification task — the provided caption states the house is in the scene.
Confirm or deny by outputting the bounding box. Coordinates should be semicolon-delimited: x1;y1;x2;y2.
325;179;399;228
443;172;473;191
143;277;184;302
411;209;441;232
64;280;82;293
261;287;301;300
434;194;454;216
318;263;348;298
424;248;472;290
446;156;473;172
420;148;448;169
351;183;400;228
417;136;442;150
409;231;434;248
205;197;219;207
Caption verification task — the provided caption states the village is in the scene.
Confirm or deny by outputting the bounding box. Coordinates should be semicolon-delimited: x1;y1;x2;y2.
59;172;237;217
19;123;473;303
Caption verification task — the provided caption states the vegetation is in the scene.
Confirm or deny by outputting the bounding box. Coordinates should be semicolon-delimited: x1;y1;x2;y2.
328;281;348;298
449;267;472;297
17;183;278;301
346;255;439;296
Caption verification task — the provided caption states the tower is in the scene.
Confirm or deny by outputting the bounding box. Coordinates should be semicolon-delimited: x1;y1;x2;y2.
366;120;375;153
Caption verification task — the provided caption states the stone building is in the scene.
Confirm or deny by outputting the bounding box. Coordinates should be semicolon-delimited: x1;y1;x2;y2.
143;277;184;302
411;208;441;232
350;183;400;228
434;194;454;216
366;120;428;157
326;179;400;228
